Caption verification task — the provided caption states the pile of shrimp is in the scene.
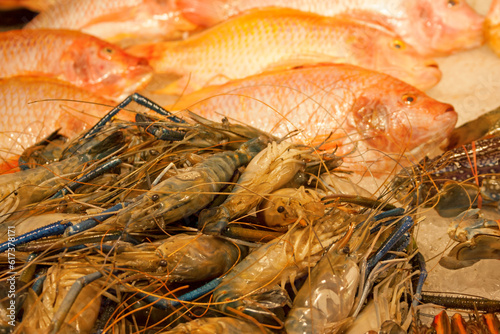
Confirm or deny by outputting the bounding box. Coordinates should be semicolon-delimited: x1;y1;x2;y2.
0;97;433;334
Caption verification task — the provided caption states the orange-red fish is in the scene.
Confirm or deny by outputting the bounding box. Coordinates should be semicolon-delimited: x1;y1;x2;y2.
177;0;484;56
486;0;500;57
127;8;440;94
24;0;198;45
0;77;119;165
0;29;153;101
0;0;58;11
170;64;457;175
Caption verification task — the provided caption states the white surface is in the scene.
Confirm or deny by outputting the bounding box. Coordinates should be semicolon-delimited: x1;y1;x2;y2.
407;0;500;302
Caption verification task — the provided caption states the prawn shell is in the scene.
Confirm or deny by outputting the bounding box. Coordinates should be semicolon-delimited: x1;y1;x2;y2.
21;266;103;333
285;256;359;333
155;234;246;283
257;187;325;227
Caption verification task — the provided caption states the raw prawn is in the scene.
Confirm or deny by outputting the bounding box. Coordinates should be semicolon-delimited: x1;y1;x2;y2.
0;130;125;223
105;137;268;232
212;209;355;322
198;141;340;234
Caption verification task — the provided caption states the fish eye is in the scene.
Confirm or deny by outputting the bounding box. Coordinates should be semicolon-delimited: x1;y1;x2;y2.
448;0;459;7
402;94;416;105
277;206;285;213
100;46;115;59
391;39;405;50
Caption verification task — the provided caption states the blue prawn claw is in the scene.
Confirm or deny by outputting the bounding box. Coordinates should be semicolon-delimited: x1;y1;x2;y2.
447;209;500;242
440;208;500;269
439;234;500;269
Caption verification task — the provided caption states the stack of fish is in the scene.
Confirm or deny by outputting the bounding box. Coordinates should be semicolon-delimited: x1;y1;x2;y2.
0;0;499;333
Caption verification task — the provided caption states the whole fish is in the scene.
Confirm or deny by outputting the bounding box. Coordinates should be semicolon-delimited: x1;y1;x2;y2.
169;64;457;175
0;77;119;164
23;0;198;45
176;0;484;56
486;0;500;57
127;8;441;94
0;29;153;101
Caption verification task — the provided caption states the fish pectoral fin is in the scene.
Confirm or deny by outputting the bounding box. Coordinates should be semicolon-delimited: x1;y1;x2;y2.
262;54;341;73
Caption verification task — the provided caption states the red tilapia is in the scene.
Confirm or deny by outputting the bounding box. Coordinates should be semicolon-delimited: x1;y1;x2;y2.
127;8;440;94
177;0;484;56
170;64;457;175
0;77;118;164
0;29;153;101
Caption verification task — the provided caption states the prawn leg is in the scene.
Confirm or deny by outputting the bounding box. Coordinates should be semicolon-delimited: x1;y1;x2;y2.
83;93;185;139
135;113;186;141
0;203;128;253
138;276;222;309
49;270;108;334
411;252;428;308
366;216;415;275
0;221;71;253
322;194;398;211
50;157;122;199
65;202;128;236
355;207;405;232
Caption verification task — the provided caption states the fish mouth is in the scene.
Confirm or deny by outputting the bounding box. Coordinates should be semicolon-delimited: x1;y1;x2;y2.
402;104;456;158
431;22;484;56
411;61;442;90
433;105;458;134
415;105;457;149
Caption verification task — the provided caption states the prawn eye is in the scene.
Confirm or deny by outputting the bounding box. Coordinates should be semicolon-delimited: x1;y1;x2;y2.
159;260;167;267
100;46;115;59
448;0;459;7
391;39;405;50
402;94;416;105
277;206;285;213
151;194;160;202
